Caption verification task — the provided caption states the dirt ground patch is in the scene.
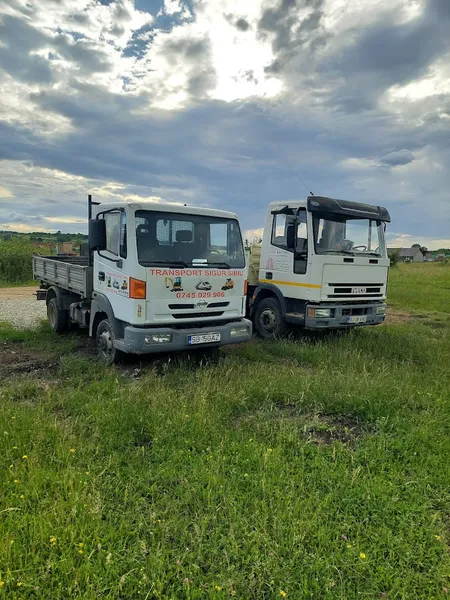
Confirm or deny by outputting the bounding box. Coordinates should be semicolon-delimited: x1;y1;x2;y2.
385;309;416;324
0;286;37;300
0;341;59;378
236;404;369;446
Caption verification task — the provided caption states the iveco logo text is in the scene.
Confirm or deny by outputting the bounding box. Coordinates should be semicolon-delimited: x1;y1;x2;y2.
352;287;367;294
197;301;208;308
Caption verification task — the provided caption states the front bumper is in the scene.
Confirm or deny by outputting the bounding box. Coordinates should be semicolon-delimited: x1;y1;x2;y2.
114;318;252;354
305;302;386;329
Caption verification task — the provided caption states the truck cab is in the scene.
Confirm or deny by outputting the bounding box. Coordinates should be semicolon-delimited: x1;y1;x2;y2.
247;196;391;337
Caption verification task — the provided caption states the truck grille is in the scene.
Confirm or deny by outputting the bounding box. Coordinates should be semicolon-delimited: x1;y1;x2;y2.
168;302;230;310
172;311;224;319
327;283;384;299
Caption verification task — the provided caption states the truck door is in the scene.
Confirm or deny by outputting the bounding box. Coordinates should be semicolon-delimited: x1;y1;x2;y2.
259;207;316;301
94;210;131;318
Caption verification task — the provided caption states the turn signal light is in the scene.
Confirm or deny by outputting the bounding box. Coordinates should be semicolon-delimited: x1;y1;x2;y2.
130;278;146;299
244;280;248;295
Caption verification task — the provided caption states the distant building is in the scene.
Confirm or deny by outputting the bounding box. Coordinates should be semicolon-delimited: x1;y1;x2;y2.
56;242;75;255
387;247;424;263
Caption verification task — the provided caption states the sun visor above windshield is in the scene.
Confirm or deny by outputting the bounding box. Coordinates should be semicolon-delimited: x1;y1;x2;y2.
307;196;391;222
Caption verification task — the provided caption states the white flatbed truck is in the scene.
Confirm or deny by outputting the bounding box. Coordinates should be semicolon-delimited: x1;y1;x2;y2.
246;196;391;337
34;196;252;363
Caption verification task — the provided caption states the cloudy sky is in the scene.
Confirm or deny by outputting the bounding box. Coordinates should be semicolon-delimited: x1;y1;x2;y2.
0;0;449;248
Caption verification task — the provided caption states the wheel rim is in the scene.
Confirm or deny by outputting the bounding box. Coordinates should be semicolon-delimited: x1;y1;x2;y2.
98;327;113;359
260;308;277;334
48;302;57;329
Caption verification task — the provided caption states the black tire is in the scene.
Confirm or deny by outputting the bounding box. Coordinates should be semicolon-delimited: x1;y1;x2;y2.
47;297;69;334
96;319;124;365
254;297;287;339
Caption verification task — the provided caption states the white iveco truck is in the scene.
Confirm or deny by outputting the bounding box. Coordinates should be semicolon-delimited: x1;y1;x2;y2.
33;196;252;363
246;196;391;337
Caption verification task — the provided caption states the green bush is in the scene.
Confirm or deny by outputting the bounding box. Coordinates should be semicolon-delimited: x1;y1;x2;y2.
0;239;35;284
389;249;400;267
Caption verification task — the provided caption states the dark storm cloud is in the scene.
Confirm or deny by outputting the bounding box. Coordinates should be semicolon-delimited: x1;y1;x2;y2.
162;36;216;97
224;14;251;31
236;18;251;31
0;15;54;83
319;0;450;114
258;0;327;74
379;150;415;167
0;14;112;83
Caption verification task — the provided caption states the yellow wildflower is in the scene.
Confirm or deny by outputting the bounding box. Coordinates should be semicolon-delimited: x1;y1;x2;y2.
280;591;287;598
85;472;90;476
50;536;57;545
17;582;23;587
78;550;84;555
12;446;17;449
215;586;222;591
359;553;366;560
346;544;352;549
434;535;441;541
0;581;4;588
22;455;28;460
78;543;84;548
13;479;19;484
69;448;76;454
244;473;249;478
20;495;24;499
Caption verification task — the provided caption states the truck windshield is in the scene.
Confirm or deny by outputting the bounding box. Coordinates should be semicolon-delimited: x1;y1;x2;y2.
135;210;245;268
313;216;386;257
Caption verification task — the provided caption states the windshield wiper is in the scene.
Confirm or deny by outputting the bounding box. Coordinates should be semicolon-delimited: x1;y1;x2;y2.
142;260;190;268
320;250;355;256
206;261;231;268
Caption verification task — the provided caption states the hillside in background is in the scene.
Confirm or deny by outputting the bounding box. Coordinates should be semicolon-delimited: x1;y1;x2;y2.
0;231;88;244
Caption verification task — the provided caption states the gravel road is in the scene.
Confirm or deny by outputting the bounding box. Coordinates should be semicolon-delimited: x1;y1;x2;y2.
0;287;47;329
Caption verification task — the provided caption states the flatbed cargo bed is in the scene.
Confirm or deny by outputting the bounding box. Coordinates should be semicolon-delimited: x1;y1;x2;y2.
33;255;93;298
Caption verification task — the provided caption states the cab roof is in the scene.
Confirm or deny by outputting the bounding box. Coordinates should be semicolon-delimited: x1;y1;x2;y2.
92;200;239;221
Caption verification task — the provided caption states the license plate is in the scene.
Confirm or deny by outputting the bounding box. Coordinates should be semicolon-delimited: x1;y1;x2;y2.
188;333;221;345
347;315;367;324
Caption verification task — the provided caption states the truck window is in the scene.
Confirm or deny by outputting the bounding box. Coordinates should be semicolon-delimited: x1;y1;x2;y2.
104;212;121;256
272;214;288;248
271;210;307;252
135;210;245;268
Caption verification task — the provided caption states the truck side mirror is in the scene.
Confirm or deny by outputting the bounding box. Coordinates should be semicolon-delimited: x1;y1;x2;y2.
286;224;296;249
89;218;106;252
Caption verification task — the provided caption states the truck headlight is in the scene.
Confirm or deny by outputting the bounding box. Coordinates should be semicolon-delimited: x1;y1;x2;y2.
231;326;249;337
376;305;386;315
145;333;172;344
308;308;331;318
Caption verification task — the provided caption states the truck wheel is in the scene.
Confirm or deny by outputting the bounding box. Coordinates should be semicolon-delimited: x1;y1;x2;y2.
47;298;69;334
254;297;287;339
96;319;124;365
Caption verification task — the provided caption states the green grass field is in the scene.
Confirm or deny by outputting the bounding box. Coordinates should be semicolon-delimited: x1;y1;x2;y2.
1;264;449;599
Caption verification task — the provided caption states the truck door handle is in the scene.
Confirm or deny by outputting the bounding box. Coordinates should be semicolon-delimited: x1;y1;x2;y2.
98;271;105;282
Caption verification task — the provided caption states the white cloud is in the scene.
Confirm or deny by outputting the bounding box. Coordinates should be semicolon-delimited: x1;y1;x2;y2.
0;186;13;198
